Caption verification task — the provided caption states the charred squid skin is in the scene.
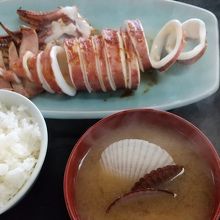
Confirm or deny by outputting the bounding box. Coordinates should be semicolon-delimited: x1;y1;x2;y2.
41;47;62;93
92;35;112;91
64;39;87;91
102;29;127;90
120;30;140;89
125;19;151;72
79;38;102;92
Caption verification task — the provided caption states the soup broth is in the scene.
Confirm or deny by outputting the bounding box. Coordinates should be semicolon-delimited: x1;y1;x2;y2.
75;122;214;220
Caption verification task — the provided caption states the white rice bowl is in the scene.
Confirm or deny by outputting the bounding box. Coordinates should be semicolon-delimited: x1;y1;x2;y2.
0;90;47;215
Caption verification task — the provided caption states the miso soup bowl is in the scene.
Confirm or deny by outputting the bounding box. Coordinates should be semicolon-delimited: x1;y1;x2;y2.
64;109;220;220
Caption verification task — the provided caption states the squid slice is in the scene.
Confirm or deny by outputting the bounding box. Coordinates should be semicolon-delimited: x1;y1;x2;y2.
63;39;87;91
120;30;140;89
91;35;107;92
79;38;102;92
102;29;127;90
124;19;151;72
77;38;93;93
178;18;207;64
92;35;114;92
9;27;38;81
150;20;184;72
50;45;76;96
19;26;39;58
118;31;128;88
22;51;34;81
9;42;25;79
27;55;41;86
99;35;116;91
36;51;54;93
6;43;21;83
8;42;19;67
41;47;62;93
0;50;20;83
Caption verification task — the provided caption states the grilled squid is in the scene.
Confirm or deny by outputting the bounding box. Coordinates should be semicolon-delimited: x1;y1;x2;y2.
0;5;207;97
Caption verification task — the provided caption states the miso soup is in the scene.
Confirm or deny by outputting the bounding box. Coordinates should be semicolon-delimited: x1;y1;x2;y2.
75;122;215;220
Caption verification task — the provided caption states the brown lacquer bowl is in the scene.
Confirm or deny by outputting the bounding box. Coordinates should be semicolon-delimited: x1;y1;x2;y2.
64;109;220;220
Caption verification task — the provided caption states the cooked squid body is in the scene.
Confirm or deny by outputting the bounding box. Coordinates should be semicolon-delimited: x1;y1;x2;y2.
63;31;141;93
0;15;207;97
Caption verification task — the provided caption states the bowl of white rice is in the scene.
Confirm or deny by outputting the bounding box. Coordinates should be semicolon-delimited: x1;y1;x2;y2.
0;89;47;214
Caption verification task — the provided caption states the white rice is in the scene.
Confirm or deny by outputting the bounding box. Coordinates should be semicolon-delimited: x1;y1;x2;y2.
0;102;41;209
